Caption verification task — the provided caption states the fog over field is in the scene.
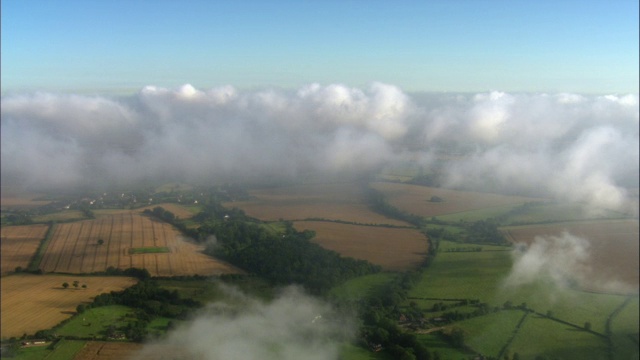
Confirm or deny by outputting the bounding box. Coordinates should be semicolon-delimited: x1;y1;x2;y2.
1;84;638;214
133;286;353;360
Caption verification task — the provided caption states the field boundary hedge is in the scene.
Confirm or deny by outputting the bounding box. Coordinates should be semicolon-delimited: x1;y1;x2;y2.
27;222;56;272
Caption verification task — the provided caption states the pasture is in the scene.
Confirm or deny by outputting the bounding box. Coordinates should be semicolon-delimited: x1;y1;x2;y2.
329;272;396;301
0;274;137;338
370;182;536;218
502;219;639;292
55;305;134;338
225;182;410;226
508;314;608;359
0;224;49;275
11;339;86;360
38;212;242;277
294;221;427;271
406;239;638;357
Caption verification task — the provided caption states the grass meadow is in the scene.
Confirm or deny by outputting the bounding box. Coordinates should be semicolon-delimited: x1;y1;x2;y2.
508;315;608;360
416;333;470;359
329;272;396;301
55;305;134;338
455;309;525;358
405;236;638;358
13;339;86;360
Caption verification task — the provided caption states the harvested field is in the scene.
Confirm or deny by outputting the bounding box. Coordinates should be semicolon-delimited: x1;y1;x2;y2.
0;274;137;338
225;182;409;226
294;221;427;271
0;224;49;275
371;182;537;218
0;186;50;209
39;212;242;276
503;219;639;293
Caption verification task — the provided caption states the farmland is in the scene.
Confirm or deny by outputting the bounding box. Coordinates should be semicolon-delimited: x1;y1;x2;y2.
225;182;410;226
0;274;137;338
294;221;427;271
38;211;242;277
1;179;637;360
502;219;640;292
405;236;638;359
72;341;145;360
370;182;538;218
0;224;48;275
0;186;50;210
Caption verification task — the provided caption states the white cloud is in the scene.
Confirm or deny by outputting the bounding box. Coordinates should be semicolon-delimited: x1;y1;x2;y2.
133;286;352;360
1;84;637;212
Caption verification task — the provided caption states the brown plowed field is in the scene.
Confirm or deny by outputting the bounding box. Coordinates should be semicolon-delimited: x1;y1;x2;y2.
225;182;410;226
73;342;193;360
73;342;143;360
39;212;242;277
503;219;639;293
0;224;49;275
371;182;537;217
0;274;137;338
294;221;428;271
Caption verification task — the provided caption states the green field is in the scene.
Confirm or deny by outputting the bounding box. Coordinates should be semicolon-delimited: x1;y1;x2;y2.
436;203;524;223
12;340;86;360
455;309;525;357
12;345;50;360
508;315;607;360
409;249;513;301
610;297;640;360
47;340;86;360
56;305;135;338
417;333;471;360
329;273;396;302
146;317;173;337
128;246;171;254
31;210;86;223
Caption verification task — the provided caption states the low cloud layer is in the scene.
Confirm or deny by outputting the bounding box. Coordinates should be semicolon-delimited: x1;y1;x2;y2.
132;286;352;360
1;83;637;212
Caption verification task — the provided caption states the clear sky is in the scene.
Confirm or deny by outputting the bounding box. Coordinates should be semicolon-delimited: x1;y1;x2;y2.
1;0;638;94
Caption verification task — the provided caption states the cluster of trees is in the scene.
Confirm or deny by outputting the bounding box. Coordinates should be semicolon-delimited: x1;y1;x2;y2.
142;206;176;223
2;211;33;225
359;272;439;360
61;280;86;289
92;280;199;318
197;215;380;294
464;220;507;245
87;280;201;341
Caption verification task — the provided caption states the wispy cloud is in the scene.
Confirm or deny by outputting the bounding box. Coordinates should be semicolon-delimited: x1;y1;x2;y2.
132;286;352;360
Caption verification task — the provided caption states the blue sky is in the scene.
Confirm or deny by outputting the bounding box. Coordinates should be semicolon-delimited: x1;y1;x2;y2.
2;0;638;94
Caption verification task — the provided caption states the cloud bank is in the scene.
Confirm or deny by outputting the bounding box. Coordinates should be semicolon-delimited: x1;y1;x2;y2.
1;83;637;211
132;286;352;360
